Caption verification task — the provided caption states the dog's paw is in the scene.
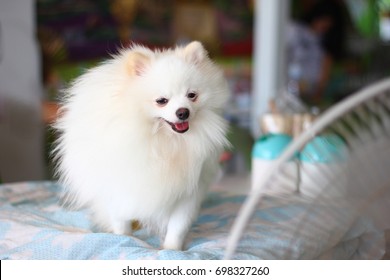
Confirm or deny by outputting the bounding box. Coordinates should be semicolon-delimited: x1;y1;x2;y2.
162;240;183;251
112;220;133;236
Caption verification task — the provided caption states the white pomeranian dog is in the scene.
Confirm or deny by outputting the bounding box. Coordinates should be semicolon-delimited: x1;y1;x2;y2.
53;41;230;250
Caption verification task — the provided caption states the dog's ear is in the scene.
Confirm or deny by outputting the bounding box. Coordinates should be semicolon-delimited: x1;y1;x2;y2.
127;51;151;76
183;41;207;65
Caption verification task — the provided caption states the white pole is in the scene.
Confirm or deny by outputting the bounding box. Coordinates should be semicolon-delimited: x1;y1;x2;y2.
0;0;45;182
251;0;290;138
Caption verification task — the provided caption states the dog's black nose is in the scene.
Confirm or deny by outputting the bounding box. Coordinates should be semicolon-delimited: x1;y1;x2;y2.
176;108;190;120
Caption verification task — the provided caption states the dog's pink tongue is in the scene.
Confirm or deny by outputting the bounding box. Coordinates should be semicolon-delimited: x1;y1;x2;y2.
175;122;189;131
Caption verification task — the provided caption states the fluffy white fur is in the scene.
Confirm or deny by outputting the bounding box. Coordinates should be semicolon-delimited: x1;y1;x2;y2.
53;41;230;250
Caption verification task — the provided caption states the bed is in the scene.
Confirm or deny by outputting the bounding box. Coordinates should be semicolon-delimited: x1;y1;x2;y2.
0;181;387;260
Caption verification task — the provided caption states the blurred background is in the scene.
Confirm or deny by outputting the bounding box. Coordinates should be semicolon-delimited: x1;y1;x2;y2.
1;0;390;184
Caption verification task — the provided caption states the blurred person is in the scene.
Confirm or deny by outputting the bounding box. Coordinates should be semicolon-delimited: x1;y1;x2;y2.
0;0;46;182
287;0;348;104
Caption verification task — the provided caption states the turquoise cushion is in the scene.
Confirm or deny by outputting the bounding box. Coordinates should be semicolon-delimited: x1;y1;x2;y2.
300;134;347;163
252;134;295;160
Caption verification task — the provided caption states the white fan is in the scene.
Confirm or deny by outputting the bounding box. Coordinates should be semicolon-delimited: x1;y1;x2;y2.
225;78;390;259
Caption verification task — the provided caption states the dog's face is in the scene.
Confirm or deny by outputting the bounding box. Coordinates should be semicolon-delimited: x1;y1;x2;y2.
144;52;203;134
153;89;197;134
124;42;227;135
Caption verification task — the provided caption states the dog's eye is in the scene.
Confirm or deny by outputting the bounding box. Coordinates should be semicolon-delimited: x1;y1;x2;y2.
156;97;169;106
187;91;198;101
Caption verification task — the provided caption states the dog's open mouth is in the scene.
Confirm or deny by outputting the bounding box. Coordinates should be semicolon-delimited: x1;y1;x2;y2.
165;120;189;133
